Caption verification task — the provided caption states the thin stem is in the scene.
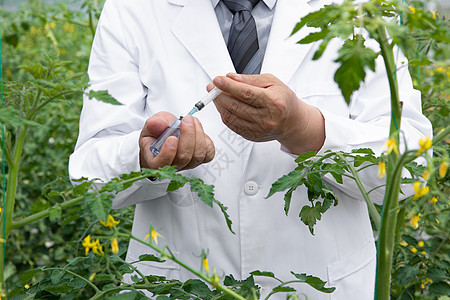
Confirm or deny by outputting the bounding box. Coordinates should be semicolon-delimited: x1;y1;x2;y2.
0;137;12;168
27;90;79;119
10;195;85;229
336;153;381;230
90;282;179;300
130;234;246;300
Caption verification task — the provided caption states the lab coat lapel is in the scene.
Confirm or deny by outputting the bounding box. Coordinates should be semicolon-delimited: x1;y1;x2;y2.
171;0;234;80
262;0;315;84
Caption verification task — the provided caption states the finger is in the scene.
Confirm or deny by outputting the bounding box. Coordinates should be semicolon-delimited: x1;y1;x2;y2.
213;75;265;108
214;100;260;136
214;93;257;123
143;112;177;138
173;115;196;169
182;117;207;170
148;136;178;169
206;83;216;92
227;72;278;88
204;134;215;163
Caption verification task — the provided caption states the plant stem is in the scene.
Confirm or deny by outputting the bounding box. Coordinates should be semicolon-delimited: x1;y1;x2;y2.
90;282;179;300
130;235;246;300
336;153;381;230
373;22;403;300
10;195;85;229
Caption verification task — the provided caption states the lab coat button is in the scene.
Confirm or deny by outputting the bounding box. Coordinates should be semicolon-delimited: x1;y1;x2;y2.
244;181;258;195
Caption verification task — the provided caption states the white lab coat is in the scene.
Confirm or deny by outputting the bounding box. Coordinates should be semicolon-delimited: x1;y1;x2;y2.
69;0;432;298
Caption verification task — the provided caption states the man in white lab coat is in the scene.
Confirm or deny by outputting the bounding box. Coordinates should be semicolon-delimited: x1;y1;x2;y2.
69;0;432;299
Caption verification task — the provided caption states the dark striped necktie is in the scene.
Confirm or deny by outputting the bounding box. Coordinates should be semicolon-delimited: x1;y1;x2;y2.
223;0;261;74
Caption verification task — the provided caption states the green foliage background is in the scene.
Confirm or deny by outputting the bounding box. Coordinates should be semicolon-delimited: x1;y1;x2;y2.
1;0;448;298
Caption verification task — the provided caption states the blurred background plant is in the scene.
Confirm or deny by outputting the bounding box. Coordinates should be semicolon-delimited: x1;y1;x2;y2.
0;0;448;299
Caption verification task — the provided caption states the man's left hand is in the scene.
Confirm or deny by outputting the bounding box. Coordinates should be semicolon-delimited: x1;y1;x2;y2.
210;73;325;155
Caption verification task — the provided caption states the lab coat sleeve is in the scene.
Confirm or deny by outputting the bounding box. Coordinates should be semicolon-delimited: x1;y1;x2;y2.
316;49;432;205
68;0;169;209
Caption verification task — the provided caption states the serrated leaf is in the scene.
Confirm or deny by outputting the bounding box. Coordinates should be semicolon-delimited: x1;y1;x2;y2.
88;90;122;105
49;205;62;222
189;178;214;207
272;286;296;293
295;151;317;163
17;268;43;286
138;254;165;263
298;30;329;44
284;188;294;215
213;198;235;234
267;170;304;198
86;193;112;221
250;270;276;279
0;104;41;128
50;270;64;285
334;35;378;104
299;204;322;235
291;272;335;293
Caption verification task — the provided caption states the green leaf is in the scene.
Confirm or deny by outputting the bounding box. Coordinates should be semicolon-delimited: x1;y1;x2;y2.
298;30;329;44
16;268;43;286
213;198;235;234
182;279;214;299
299;204;322;235
291;272;335;293
272;286;296;293
429;282;450;296
334;35;378;104
138;254;165;263
188;178;214;207
295;151;317;163
50;270;64;285
87;90;122;105
284;188;294;215
0;104;41;128
267;170;304;198
49;205;62;222
250;270;277;279
86;192;112;221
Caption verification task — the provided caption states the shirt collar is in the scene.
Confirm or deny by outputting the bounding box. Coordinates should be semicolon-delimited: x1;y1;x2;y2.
211;0;277;11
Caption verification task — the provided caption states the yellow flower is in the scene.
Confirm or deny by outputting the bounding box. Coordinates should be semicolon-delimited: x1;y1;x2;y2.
111;238;119;254
89;273;96;282
432;10;437;18
418;241;424;247
25;284;30;289
425;278;433;284
435;218;439;224
411;247;418;253
151;228;162;245
82;235;92;255
49;22;56;28
428;197;438;204
144;232;150;241
408;6;416;13
417;136;432;155
383;138;399;155
82;235;103;255
420;283;425;289
410;213;421;229
99;215;120;230
399;241;408;247
203;258;210;274
377;161;386;178
421;251;427;255
413;181;429;200
422;169;431;180
439;161;448;178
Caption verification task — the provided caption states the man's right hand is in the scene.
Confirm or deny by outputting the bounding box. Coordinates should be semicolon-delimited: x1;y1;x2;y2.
139;112;215;171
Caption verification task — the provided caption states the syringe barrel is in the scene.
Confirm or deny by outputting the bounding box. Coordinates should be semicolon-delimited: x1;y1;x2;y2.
150;117;182;156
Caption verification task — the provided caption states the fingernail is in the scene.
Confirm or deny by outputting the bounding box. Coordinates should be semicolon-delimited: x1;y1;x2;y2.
213;76;223;86
183;115;193;124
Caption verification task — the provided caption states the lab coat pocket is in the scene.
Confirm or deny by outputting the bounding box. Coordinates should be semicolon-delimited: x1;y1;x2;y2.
167;184;199;208
127;238;180;270
326;240;376;300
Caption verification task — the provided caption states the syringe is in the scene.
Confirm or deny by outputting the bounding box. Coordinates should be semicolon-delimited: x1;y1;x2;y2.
150;87;222;156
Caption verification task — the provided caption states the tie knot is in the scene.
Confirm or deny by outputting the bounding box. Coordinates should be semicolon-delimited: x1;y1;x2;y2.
222;0;260;14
